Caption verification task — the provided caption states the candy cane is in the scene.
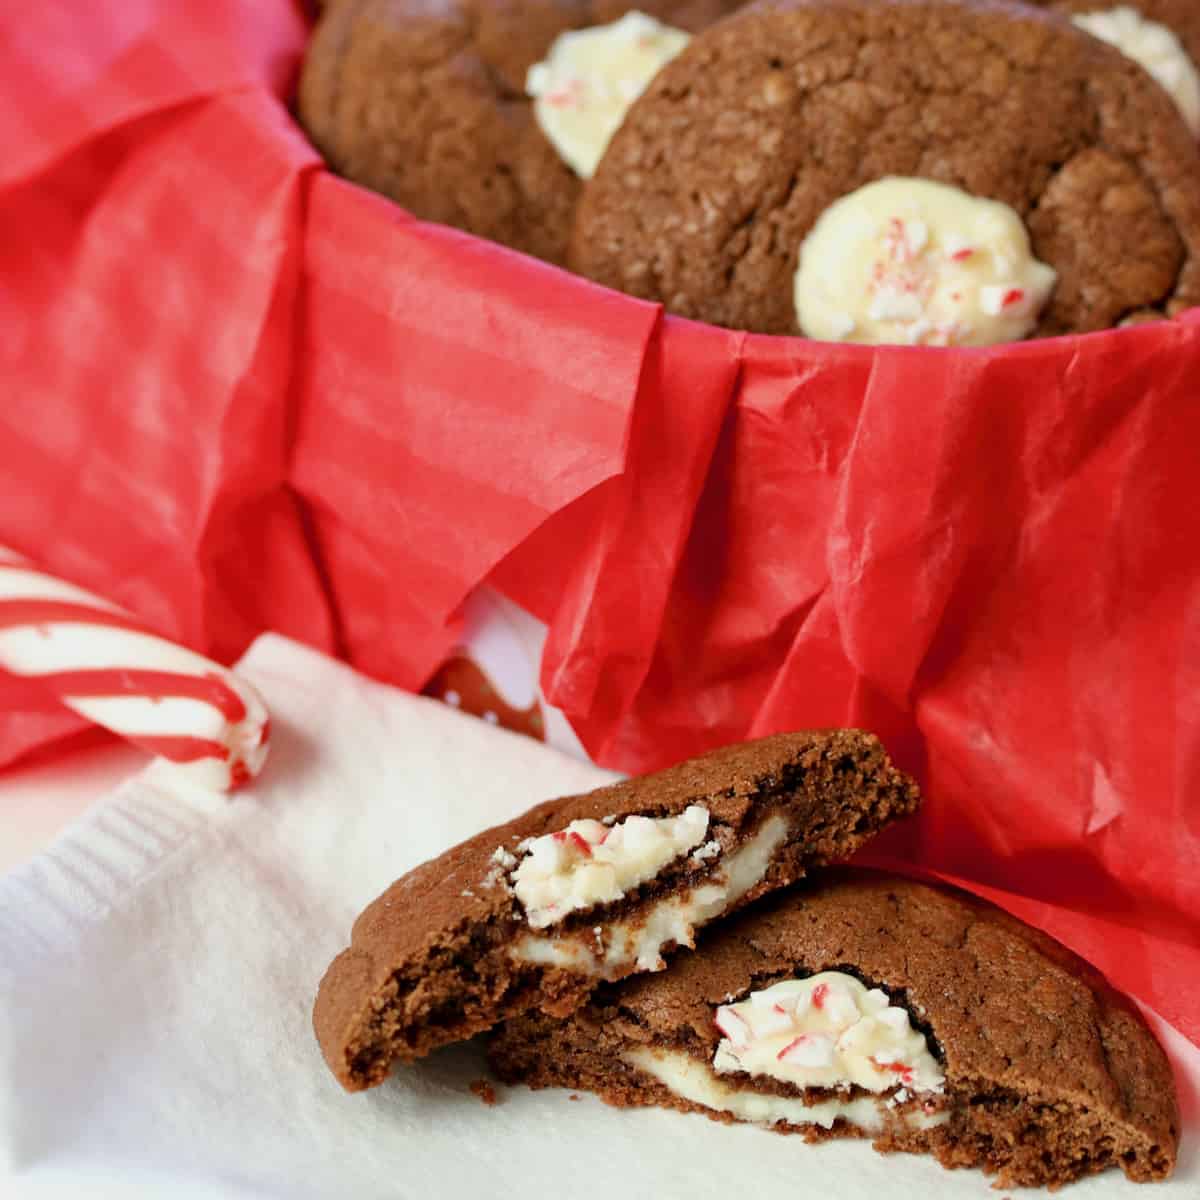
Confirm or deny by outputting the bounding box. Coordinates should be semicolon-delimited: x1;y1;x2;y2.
0;547;269;791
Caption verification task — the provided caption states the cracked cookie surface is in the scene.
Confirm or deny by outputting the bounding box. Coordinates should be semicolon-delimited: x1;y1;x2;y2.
297;0;746;264
569;0;1200;334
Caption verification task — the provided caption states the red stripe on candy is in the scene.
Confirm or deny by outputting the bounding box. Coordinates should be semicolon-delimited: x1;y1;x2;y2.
567;831;593;857
132;735;231;764
0;599;147;635
41;669;247;722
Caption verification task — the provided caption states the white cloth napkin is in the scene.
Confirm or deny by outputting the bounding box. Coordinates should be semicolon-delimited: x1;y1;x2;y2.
1;635;1196;1200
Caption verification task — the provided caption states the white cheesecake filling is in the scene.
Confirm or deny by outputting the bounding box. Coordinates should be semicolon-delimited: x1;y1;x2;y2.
713;972;944;1094
626;1047;951;1133
526;11;691;177
510;805;710;929
510;814;790;977
794;177;1056;346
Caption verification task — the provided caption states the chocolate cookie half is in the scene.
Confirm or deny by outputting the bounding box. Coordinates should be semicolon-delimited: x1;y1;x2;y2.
297;0;746;265
490;870;1179;1188
570;0;1200;337
314;730;919;1090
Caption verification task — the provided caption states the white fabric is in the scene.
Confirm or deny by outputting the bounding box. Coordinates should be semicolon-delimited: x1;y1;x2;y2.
1;635;1196;1200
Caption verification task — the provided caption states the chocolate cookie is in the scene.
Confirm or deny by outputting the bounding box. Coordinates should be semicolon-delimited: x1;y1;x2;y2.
297;0;746;265
490;869;1179;1188
570;0;1200;335
313;729;919;1090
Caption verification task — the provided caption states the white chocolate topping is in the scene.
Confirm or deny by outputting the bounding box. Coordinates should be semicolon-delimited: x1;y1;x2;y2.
713;972;944;1094
525;11;690;178
626;1047;950;1133
1072;7;1200;136
510;814;790;977
511;805;709;928
793;177;1057;346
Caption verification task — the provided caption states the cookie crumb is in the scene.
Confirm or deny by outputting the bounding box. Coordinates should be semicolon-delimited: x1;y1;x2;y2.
469;1079;498;1106
568;1093;582;1101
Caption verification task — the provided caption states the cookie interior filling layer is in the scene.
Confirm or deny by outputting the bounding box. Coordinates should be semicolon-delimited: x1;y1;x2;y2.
509;813;790;975
625;1047;950;1133
511;805;711;928
626;971;948;1132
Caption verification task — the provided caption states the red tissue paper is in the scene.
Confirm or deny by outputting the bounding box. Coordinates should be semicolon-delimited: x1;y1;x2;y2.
2;1;1198;1048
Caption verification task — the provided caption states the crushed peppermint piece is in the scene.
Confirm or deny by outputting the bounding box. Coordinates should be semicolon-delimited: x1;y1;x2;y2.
778;1033;836;1067
980;284;1029;315
905;218;929;255
544;77;586;108
870;1057;916;1083
868;289;923;322
714;1006;752;1049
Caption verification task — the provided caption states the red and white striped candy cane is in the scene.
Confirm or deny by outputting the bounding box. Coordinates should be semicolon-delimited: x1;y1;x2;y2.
0;546;269;791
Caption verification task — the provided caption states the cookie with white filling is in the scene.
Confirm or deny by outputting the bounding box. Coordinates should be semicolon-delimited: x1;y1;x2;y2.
570;0;1200;338
313;730;919;1090
489;870;1179;1188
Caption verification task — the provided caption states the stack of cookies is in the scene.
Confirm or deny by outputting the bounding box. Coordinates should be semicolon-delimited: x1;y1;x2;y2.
298;0;1200;344
312;732;1180;1188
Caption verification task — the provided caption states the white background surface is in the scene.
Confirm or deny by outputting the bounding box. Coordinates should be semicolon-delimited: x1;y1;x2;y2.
0;638;1196;1200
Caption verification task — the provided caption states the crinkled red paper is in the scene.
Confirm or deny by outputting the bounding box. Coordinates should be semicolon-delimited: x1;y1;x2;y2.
3;1;1198;1048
